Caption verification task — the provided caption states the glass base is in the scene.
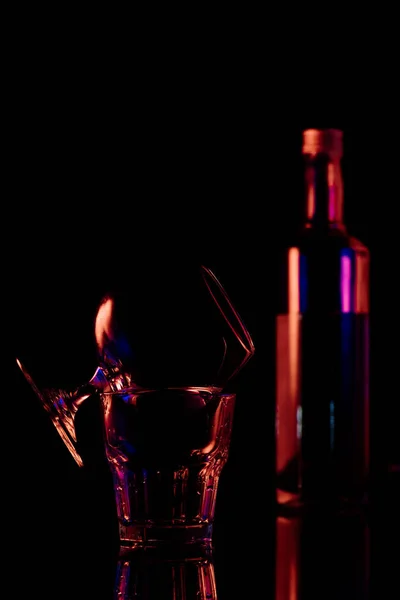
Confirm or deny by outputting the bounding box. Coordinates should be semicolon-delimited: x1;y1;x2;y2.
119;522;213;557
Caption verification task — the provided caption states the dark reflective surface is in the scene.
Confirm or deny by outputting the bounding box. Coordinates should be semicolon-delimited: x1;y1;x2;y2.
275;514;370;599
6;497;399;599
114;553;217;599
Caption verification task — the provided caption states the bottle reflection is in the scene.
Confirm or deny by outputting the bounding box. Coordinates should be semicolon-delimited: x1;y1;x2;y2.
114;554;217;599
275;514;370;599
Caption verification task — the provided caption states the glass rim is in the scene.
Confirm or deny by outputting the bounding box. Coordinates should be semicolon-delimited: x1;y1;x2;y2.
100;386;235;397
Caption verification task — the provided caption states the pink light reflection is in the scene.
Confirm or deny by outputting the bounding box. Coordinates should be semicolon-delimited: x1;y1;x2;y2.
340;254;351;313
288;248;300;314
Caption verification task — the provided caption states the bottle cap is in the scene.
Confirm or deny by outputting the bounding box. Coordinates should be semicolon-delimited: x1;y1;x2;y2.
302;128;343;158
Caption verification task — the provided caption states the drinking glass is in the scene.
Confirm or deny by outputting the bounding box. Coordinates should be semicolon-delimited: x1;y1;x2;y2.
17;264;254;551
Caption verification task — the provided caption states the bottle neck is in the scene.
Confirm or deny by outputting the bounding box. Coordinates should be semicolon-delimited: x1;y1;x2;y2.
304;154;345;230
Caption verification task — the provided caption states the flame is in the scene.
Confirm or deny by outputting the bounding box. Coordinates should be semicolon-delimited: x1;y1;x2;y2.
95;296;115;350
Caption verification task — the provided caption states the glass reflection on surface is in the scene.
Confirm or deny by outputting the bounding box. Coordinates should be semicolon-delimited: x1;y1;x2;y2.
114;553;217;599
275;514;370;599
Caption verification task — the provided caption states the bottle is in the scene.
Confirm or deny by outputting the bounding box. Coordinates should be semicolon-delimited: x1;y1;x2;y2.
275;129;370;511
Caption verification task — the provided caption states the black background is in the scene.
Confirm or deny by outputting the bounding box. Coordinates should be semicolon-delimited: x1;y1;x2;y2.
6;60;400;597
